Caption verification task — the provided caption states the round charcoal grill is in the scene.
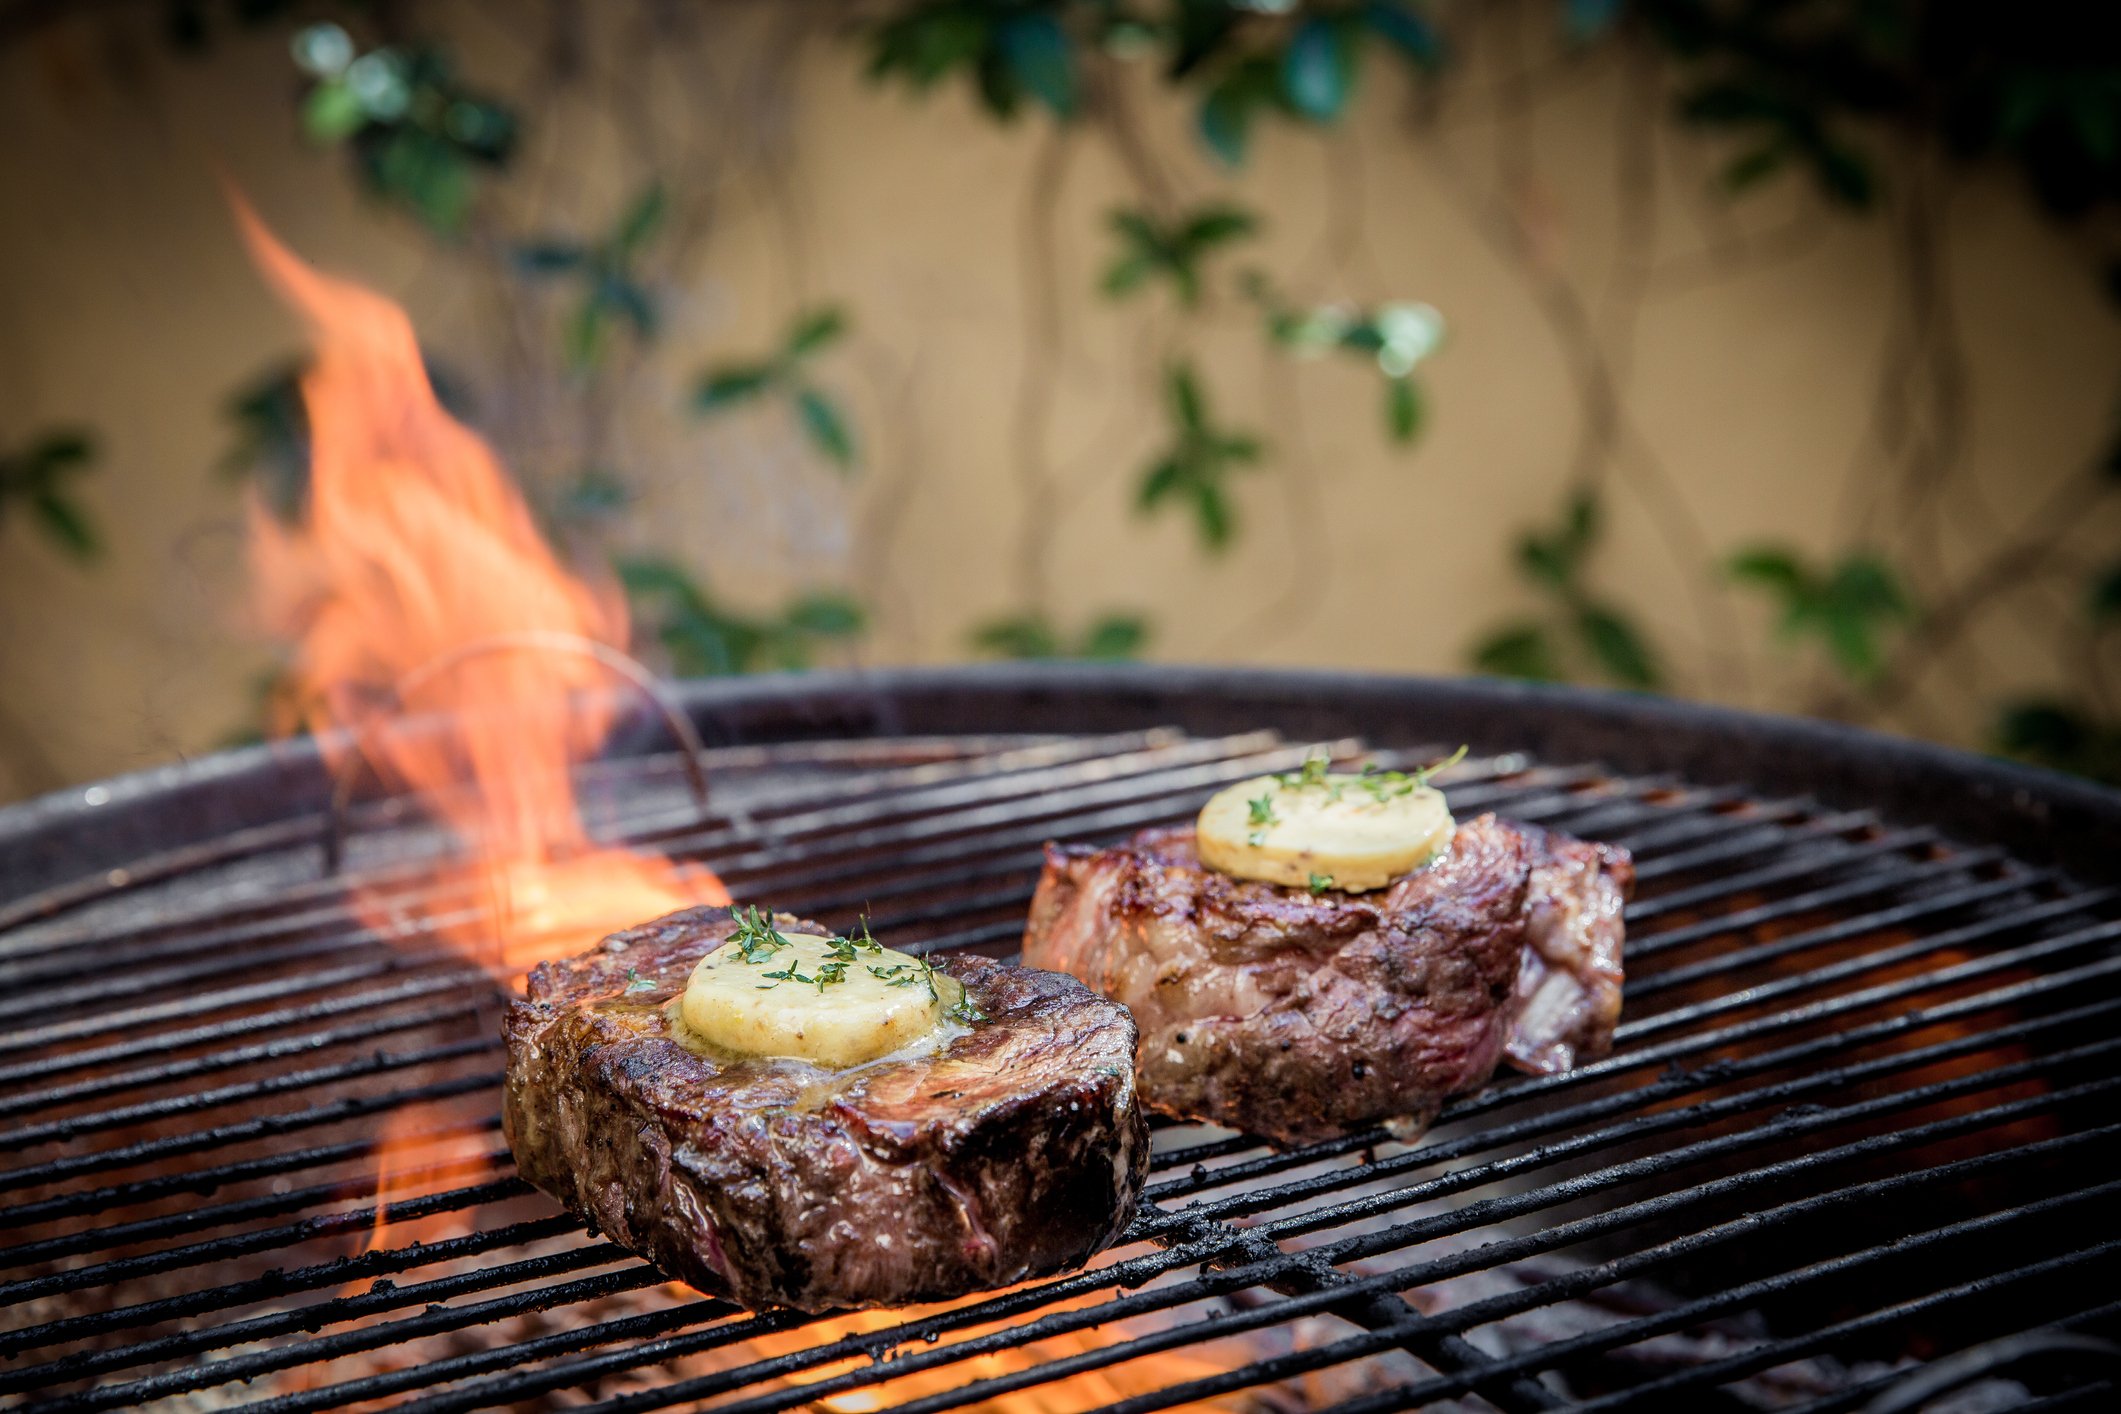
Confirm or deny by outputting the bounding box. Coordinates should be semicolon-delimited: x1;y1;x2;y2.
2;666;2118;1413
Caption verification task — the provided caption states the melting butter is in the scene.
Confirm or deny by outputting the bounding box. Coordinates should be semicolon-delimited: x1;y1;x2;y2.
680;931;955;1068
1197;768;1454;892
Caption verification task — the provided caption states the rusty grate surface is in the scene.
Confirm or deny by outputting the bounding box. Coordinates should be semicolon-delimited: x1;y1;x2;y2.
1;726;2117;1412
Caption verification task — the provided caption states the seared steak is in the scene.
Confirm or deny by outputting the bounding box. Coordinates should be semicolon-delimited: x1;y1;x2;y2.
503;906;1149;1312
1021;814;1632;1147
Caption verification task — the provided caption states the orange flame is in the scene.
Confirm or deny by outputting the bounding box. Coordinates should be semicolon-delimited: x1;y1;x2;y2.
233;196;725;973
666;1281;1247;1414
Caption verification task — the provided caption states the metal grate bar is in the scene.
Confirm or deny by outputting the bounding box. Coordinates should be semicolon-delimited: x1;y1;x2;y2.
4;728;2115;1414
0;1214;584;1356
0;1144;508;1272
1615;901;2121;1043
0;998;484;1121
535;1097;2116;1414
863;1145;2121;1414
0;974;486;1088
1150;973;2121;1208
0;1175;527;1309
243;1033;2117;1414
25;1262;675;1411
0;1068;496;1195
1625;869;2036;997
0;1037;495;1151
1565;1243;2121;1413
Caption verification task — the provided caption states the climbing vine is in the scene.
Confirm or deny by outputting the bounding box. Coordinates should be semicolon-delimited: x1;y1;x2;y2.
3;0;2119;784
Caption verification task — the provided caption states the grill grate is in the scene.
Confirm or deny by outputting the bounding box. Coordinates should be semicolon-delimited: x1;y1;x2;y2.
2;714;2117;1413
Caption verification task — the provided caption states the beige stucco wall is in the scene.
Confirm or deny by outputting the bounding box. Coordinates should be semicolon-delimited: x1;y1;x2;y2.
2;4;2113;799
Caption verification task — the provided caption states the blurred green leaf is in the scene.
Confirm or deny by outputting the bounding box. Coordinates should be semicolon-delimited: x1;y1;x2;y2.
1518;533;1574;588
1727;546;1804;594
1283;17;1357;123
1721;144;1788;193
1726;544;1912;684
866;6;988;89
513;241;589;274
1100;202;1257;307
794;386;857;470
786;306;850;360
1385;376;1422;443
1101;256;1155;298
1199;56;1278;166
565;300;605;372
0;425;100;563
1812;139;1876;209
1364;2;1442;68
786;593;866;638
1137;457;1184;509
1577;604;1660;688
997;12;1077;117
1472;623;1560;681
970;609;1149;661
616;183;667;255
620;554;865;677
693;366;776;412
30;490;99;559
1168;363;1206;432
971;614;1061;659
2091;561;2121;621
1137;362;1262;553
1081;613;1148;660
302;79;365;142
1995;699;2121;785
599;276;657;339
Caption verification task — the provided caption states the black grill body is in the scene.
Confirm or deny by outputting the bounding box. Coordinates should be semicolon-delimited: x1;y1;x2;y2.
1;665;2117;1412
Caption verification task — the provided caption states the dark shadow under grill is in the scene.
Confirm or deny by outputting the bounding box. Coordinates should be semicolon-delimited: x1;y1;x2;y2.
1;667;2117;1412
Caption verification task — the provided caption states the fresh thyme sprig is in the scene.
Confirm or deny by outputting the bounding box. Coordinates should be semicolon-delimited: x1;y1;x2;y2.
867;951;985;1024
725;910;983;1023
1246;790;1277;845
729;905;791;963
1412;744;1468;787
624;967;657;994
1274;753;1333;790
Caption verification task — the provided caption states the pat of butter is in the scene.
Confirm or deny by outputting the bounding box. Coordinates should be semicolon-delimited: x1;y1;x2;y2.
681;930;953;1067
1197;768;1454;893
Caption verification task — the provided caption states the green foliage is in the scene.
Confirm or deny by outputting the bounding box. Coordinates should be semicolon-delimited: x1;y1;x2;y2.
1469;490;1662;689
970;611;1149;660
1726;546;1913;682
514;185;667;373
1994;700;2121;786
862;2;1440;161
1100;203;1257;307
1190;3;1441;165
691;306;859;472
0;429;99;561
1136;362;1262;551
292;23;516;233
618;557;866;677
1249;274;1444;446
866;2;1079;119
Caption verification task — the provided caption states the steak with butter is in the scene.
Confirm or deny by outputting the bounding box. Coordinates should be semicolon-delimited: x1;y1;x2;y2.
1022;814;1631;1147
503;905;1149;1312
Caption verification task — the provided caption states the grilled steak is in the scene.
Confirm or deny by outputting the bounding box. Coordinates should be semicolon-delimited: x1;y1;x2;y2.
1021;814;1632;1147
503;905;1150;1312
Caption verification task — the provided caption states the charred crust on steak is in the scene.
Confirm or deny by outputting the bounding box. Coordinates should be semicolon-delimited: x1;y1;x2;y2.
1022;813;1633;1148
503;905;1150;1312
